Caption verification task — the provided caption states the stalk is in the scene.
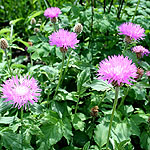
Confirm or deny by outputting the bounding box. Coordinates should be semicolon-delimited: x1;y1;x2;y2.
61;51;72;85
131;0;140;22
9;23;13;64
106;86;120;150
98;90;107;107
21;107;24;150
118;86;129;110
53;52;65;99
4;49;12;76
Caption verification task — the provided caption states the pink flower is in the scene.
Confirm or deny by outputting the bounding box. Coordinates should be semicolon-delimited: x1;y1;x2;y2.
146;71;150;77
1;76;41;109
44;7;62;19
132;46;150;57
97;55;137;86
49;29;79;49
118;22;145;41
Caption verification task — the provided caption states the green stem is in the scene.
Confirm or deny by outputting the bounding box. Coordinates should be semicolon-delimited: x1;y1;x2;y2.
9;23;13;64
98;90;107;107
53;53;65;99
75;94;80;114
61;51;72;85
118;86;129;110
4;49;12;76
131;0;140;22
21;107;24;150
106;86;120;150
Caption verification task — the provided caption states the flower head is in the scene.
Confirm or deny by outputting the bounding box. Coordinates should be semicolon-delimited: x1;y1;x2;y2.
118;22;145;41
132;46;150;58
44;7;61;19
97;55;137;86
49;29;79;49
1;76;41;109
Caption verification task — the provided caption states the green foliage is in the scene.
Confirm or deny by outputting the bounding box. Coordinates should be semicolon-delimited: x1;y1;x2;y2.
0;0;150;150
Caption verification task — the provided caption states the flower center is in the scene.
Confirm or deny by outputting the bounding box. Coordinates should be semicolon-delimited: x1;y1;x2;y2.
15;85;29;96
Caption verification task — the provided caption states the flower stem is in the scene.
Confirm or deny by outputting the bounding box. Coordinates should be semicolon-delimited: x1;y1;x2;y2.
132;0;140;22
9;23;13;64
53;52;65;99
106;86;120;150
98;90;107;107
61;51;72;85
118;86;129;110
4;49;12;76
21;107;24;150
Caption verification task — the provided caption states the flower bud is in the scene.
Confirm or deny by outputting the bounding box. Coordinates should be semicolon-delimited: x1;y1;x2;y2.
51;17;56;24
90;106;99;117
34;28;40;33
124;36;132;43
74;23;83;34
60;47;67;53
0;38;8;50
30;18;36;25
135;68;144;80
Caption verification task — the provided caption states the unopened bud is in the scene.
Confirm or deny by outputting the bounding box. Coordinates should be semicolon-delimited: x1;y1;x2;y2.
90;106;99;117
135;68;144;80
124;36;132;44
60;47;67;53
51;17;56;24
30;18;36;25
34;28;40;33
0;38;8;50
74;23;83;34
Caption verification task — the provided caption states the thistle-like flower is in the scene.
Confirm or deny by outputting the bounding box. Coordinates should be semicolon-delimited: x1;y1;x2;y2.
132;46;150;58
0;38;8;50
97;55;137;86
1;75;41;109
44;7;62;19
118;22;145;41
49;29;79;51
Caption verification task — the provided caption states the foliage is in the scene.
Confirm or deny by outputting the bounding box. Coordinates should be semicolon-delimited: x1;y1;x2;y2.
0;0;150;150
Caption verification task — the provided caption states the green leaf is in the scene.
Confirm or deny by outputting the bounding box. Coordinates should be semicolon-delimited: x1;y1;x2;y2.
71;113;86;131
0;117;15;124
38;122;63;148
112;122;131;143
0;28;10;35
10;45;25;51
0;130;22;150
85;79;112;91
77;68;90;95
27;11;44;22
123;50;138;66
10;18;24;25
11;64;27;69
94;123;109;148
15;39;30;47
